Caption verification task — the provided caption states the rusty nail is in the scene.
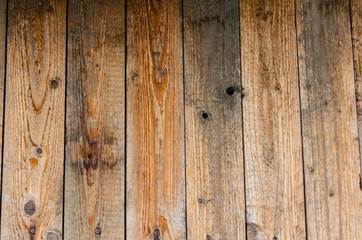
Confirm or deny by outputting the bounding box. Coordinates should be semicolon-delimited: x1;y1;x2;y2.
50;80;59;89
30;227;36;235
36;147;43;156
95;226;101;235
46;231;59;240
24;200;36;216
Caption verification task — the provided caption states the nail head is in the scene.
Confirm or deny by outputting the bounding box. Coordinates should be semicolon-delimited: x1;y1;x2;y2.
30;227;36;235
50;79;59;89
36;147;43;156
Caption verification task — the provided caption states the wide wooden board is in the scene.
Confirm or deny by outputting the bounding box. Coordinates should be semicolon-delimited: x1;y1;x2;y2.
183;0;245;239
240;0;306;239
64;0;125;239
126;0;185;239
296;0;362;239
1;0;66;239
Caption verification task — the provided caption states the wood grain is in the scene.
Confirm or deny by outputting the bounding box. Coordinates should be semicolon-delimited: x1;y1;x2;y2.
240;0;306;239
126;0;185;239
351;0;362;190
183;0;245;239
296;0;362;239
0;0;6;200
1;0;66;239
64;1;125;239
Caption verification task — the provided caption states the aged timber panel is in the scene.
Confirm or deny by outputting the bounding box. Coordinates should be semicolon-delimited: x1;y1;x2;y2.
240;0;306;239
126;0;185;239
183;0;245;239
64;0;125;239
0;0;6;196
351;0;362;189
1;0;66;239
296;0;362;239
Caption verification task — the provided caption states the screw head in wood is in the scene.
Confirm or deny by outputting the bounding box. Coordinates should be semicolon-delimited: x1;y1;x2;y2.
95;226;101;235
50;79;59;89
153;229;160;239
206;235;212;240
38;1;43;6
29;227;36;235
46;232;60;240
24;199;36;216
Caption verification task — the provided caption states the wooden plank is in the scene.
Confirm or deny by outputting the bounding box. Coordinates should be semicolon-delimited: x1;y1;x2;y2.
240;0;306;239
1;0;66;239
126;0;185;239
296;0;362;239
0;0;6;197
64;1;125;239
183;0;245;239
351;0;362;189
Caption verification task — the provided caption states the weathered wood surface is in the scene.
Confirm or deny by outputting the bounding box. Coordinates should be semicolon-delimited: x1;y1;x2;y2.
183;0;245;239
296;0;362;239
240;0;306;239
1;0;66;239
0;0;6;199
126;0;185;239
351;0;362;189
64;0;125;239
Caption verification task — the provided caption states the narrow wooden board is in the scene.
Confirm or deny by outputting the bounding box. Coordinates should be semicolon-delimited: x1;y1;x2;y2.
0;0;6;197
1;0;66;239
126;0;185;239
240;0;306;239
64;1;125;239
183;0;245;239
351;0;362;189
296;0;362;239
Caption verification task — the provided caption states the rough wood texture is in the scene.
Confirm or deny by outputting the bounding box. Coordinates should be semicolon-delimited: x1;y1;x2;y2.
1;0;66;239
0;0;6;195
240;1;306;239
183;0;245;239
296;0;362;239
351;0;362;189
126;0;185;239
64;1;125;239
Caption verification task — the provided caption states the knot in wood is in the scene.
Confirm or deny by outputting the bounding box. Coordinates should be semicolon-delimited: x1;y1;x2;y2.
46;232;59;240
24;200;36;216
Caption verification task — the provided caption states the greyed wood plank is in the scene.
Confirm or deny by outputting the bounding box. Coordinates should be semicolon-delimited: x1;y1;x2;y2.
240;1;306;239
351;0;362;189
64;1;125;239
183;0;245;239
296;0;362;239
126;0;185;239
0;0;6;198
1;0;66;239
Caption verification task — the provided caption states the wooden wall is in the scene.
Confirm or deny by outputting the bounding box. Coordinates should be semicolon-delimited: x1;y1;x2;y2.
0;0;360;239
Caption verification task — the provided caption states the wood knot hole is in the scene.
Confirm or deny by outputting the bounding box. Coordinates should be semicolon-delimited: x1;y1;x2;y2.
24;200;36;216
202;112;209;119
46;232;59;240
226;87;236;96
50;79;59;89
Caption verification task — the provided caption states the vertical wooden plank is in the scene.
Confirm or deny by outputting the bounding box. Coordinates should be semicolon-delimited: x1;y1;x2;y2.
0;0;6;195
64;1;125;239
1;0;66;239
351;0;362;188
183;1;245;239
126;0;185;239
240;1;306;239
296;0;362;239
